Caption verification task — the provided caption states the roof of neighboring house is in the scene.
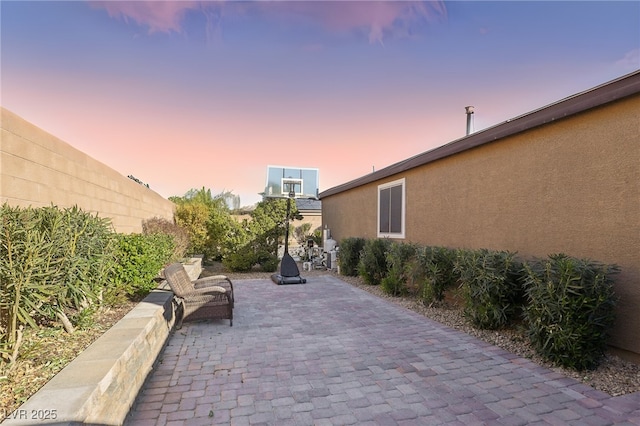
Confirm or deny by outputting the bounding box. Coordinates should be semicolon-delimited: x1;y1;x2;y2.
319;70;640;199
295;198;322;211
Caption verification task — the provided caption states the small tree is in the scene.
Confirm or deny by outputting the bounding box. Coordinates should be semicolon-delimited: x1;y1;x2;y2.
223;198;300;272
171;187;239;260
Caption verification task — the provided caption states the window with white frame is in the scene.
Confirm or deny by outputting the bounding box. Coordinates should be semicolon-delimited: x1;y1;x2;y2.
378;178;405;238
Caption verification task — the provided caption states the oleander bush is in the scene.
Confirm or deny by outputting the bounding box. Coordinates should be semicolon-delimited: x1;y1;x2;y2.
409;246;459;305
0;204;116;364
381;242;419;296
333;235;620;371
522;254;619;370
358;238;392;285
454;249;524;330
338;237;366;276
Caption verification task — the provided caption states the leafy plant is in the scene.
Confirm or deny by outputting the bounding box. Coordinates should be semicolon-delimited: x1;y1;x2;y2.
258;252;279;273
173;201;210;257
1;205;58;363
0;204;116;364
454;249;523;329
337;237;366;276
142;217;189;261
522;254;618;370
171;187;240;260
408;246;459;305
108;233;174;301
358;238;392;285
223;250;256;272
381;242;418;296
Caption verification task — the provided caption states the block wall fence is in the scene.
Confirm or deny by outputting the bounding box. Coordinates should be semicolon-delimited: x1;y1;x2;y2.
1;108;175;233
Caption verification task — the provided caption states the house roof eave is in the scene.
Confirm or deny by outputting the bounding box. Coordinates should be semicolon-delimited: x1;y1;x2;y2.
318;70;640;200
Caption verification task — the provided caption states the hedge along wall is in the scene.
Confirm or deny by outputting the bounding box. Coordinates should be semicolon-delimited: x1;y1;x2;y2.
321;93;640;360
1;108;175;233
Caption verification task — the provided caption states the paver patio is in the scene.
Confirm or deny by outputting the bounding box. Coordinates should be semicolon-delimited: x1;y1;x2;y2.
126;275;640;425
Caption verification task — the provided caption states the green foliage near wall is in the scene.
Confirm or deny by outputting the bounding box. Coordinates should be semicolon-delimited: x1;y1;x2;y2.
171;187;294;270
409;246;459;305
337;237;366;276
522;254;618;370
0;203;176;365
381;242;419;296
108;233;174;301
171;187;237;260
358;238;392;285
221;198;300;272
142;217;189;261
0;204;115;364
454;249;524;330
340;238;620;370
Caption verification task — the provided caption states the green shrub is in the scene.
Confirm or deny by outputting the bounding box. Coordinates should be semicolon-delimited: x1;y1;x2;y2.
109;233;174;300
409;246;459;305
454;249;523;330
338;237;366;276
171;187;241;260
142;217;190;261
0;204;116;363
223;250;256;272
381;242;418;296
39;205;116;313
522;254;618;370
358;238;392;285
259;255;280;273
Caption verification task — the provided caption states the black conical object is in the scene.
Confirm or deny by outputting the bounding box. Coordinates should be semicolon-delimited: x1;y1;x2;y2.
271;252;306;285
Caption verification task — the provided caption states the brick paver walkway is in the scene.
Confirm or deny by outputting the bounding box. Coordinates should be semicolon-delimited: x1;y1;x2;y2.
126;275;640;425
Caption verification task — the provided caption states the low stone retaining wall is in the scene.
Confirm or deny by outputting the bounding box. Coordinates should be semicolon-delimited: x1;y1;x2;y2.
2;259;202;426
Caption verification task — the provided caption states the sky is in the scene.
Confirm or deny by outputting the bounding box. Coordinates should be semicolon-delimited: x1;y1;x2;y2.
2;1;639;207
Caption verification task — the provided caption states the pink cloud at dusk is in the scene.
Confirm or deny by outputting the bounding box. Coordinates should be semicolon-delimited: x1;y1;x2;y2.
90;0;447;44
90;0;203;34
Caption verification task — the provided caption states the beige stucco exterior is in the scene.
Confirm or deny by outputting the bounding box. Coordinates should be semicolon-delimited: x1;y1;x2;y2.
1;108;175;233
321;90;639;358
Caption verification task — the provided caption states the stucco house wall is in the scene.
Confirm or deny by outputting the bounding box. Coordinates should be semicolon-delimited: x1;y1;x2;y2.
320;72;640;360
1;108;175;233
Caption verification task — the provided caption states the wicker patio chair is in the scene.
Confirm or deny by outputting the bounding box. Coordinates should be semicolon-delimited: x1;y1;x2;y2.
193;274;234;308
163;263;233;327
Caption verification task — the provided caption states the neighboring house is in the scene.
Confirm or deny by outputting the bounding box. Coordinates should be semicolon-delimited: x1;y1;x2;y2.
295;197;322;236
319;71;640;361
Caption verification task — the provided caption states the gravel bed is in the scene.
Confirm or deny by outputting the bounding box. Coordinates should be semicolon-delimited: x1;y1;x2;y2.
204;265;640;397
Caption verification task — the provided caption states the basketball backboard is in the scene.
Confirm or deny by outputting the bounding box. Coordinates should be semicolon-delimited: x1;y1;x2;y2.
264;165;319;199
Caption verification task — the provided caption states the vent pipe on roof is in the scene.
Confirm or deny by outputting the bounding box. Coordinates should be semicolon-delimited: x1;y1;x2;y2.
465;106;474;135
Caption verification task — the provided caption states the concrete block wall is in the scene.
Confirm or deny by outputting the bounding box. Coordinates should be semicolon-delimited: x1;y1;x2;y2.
1;108;175;233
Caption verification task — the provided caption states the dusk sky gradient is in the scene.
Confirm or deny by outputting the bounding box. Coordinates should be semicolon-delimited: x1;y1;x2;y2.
2;1;639;206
